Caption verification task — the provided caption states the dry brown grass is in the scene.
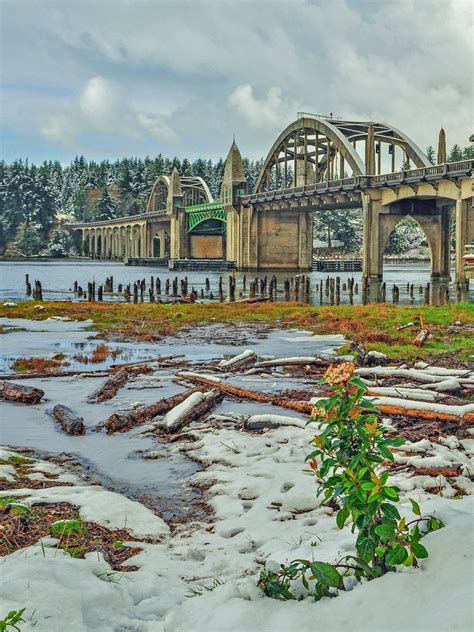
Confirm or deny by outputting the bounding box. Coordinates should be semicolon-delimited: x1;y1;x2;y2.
12;357;69;373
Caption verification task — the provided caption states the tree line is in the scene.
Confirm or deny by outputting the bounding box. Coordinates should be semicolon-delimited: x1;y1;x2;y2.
0;144;472;257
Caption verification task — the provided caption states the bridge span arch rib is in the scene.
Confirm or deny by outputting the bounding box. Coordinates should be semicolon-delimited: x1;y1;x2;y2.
254;116;430;193
146;173;214;213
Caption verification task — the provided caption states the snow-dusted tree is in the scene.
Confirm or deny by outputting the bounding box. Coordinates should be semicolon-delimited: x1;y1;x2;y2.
46;226;75;257
93;189;116;221
5;222;42;256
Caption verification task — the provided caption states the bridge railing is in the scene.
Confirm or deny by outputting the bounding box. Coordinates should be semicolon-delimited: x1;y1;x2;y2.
241;160;473;204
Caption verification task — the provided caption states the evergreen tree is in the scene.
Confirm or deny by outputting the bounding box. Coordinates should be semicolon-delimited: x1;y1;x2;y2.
93;189;116;221
426;146;435;165
46;226;75;257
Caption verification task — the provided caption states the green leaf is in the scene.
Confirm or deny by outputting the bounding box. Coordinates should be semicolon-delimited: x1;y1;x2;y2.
381;503;401;520
384;436;405;447
410;541;429;559
428;517;445;532
374;523;395;540
379;445;395;462
356;536;375;563
383;487;399;501
386;544;408;566
336;506;350;529
310;562;341;588
409;498;421;516
360;399;380;413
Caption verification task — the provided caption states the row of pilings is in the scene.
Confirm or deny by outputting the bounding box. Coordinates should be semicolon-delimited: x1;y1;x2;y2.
25;273;452;305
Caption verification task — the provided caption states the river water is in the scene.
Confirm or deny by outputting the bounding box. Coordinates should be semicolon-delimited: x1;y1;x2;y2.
1;259;472;305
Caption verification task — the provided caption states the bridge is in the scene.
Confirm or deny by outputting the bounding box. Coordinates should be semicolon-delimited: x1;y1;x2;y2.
67;114;473;289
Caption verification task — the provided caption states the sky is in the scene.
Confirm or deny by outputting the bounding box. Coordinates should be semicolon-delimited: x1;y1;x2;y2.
1;0;472;164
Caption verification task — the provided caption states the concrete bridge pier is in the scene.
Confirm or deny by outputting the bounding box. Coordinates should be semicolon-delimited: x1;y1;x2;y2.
362;194;452;287
455;197;474;289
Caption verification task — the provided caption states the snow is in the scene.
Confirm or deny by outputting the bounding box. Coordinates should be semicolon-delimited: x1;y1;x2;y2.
1;431;472;632
0;484;168;539
219;349;255;368
1;329;473;630
156;391;206;432
245;413;308;430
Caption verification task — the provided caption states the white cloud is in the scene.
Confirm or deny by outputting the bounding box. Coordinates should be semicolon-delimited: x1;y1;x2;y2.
228;84;296;129
39;76;177;150
2;0;472;161
137;113;177;144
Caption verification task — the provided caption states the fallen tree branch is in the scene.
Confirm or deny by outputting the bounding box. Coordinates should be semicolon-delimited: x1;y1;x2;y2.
103;388;200;433
218;350;256;371
0;380;44;404
52;404;85;435
93;365;153;403
154;390;223;433
176;372;315;414
414;329;429;347
356;366;472;384
253;356;333;369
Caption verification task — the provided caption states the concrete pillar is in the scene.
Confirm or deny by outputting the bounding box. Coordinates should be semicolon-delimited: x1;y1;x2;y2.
362;194;384;282
455;197;473;288
298;210;313;270
141;224;147;258
416;205;451;284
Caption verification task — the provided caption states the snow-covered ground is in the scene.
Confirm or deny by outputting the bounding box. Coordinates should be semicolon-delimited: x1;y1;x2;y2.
1;318;473;631
1;421;473;631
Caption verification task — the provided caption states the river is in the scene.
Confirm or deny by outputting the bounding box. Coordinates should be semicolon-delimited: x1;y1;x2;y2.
0;259;472;305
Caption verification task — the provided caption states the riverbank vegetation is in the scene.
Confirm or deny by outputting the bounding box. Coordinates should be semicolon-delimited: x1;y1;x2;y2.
1;301;472;364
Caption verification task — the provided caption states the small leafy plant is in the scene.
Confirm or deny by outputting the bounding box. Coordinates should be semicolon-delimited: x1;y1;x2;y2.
0;608;26;632
258;362;444;601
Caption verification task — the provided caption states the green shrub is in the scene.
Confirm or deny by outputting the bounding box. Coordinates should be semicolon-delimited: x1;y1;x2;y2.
258;362;444;601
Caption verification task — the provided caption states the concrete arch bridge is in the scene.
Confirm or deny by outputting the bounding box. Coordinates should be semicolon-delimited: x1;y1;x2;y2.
67;114;473;288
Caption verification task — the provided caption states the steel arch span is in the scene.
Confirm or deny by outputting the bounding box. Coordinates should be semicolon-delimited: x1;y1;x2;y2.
255;116;430;193
146;174;214;212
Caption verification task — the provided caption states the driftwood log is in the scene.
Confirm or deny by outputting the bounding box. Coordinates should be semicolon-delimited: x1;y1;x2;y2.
177;373;474;424
52;404;85;435
176;373;314;414
155;389;224;433
94;365;153;403
0;380;44;404
219;350;257;371
104;387;200;433
414;329;429;347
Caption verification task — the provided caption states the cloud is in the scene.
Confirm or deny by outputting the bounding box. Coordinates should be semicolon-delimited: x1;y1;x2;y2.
228;84;296;129
39;76;177;150
1;0;472;162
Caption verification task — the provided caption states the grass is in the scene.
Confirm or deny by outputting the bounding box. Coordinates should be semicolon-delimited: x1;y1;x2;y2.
12;356;69;373
48;518;86;538
0;456;35;466
0;300;472;364
0;496;19;508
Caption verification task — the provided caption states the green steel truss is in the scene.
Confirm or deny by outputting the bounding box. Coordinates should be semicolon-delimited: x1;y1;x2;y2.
184;201;227;233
